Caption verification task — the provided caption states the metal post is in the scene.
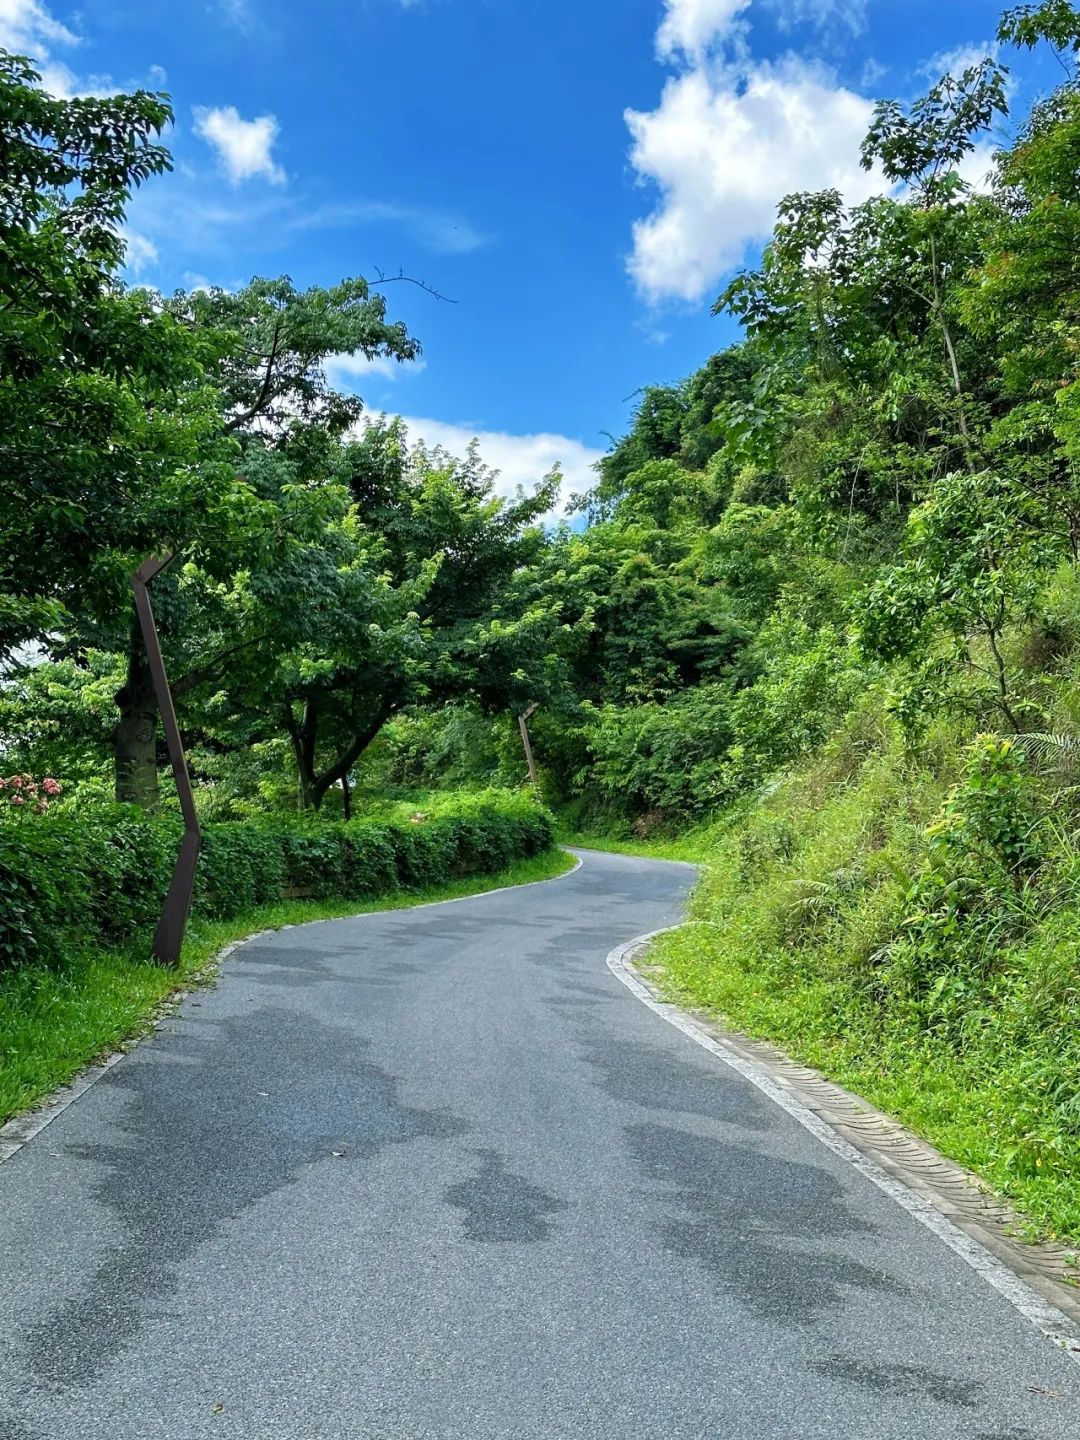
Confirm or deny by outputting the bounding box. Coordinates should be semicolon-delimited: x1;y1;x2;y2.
132;555;201;966
517;702;540;796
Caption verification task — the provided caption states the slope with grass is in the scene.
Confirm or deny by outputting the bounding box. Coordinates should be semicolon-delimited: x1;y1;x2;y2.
651;687;1080;1244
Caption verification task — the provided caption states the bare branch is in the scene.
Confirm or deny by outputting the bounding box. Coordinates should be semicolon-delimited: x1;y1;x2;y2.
369;266;457;305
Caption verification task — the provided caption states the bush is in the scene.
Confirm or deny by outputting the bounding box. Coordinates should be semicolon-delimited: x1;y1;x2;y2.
195;821;286;916
0;790;555;971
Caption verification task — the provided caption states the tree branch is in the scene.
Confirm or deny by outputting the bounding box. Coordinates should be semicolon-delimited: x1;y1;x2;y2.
369;266;457;305
224;312;283;433
313;702;397;799
172;633;271;697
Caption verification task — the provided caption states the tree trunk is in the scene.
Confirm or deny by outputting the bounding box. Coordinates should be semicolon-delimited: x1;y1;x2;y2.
294;751;322;811
285;700;322;810
298;775;322;810
286;696;394;811
113;623;160;810
341;771;352;821
283;688;400;812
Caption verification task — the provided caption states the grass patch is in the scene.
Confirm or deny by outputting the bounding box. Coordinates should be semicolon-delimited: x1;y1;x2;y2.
657;915;1080;1245
650;714;1080;1246
560;828;709;863
0;846;575;1125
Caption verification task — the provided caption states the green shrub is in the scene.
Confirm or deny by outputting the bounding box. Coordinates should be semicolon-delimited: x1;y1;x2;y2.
0;790;555;971
81;805;178;939
0;829;65;969
195;822;285;917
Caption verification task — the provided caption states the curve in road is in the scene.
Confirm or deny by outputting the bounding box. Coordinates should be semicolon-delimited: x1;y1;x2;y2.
2;848;1079;1439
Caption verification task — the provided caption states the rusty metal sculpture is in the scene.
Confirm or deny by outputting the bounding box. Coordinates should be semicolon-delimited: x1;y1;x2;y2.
132;555;201;966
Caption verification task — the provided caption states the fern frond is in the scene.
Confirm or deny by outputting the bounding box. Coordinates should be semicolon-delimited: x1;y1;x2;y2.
1012;732;1080;769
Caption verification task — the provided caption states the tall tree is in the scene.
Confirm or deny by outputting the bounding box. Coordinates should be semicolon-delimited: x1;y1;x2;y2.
189;421;561;810
0;50;180;657
78;274;422;808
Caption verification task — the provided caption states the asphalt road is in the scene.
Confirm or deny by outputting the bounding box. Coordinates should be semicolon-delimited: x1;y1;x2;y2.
2;848;1080;1439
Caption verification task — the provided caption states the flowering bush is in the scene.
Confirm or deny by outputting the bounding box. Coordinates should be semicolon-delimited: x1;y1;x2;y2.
0;774;63;813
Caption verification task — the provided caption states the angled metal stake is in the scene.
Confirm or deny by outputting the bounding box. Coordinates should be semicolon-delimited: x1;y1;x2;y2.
132;554;201;966
518;701;540;796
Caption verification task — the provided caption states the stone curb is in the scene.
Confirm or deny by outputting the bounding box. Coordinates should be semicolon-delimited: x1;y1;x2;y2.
628;943;1080;1333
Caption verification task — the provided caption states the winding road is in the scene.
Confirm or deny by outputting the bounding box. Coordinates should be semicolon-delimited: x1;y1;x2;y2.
2;849;1080;1438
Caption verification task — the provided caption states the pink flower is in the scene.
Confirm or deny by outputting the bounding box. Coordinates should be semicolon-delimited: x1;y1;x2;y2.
1;773;62;811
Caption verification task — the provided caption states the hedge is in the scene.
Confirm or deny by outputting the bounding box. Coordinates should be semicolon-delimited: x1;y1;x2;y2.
0;790;555;972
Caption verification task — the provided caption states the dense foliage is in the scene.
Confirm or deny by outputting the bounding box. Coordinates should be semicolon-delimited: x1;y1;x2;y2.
9;4;1080;835
655;707;1080;1238
0;790;553;973
0;52;558;814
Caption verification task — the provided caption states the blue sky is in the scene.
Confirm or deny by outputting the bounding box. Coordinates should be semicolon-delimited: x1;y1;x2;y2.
1;0;1062;501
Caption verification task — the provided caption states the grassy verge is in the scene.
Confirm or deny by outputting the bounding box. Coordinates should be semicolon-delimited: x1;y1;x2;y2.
559;828;709;863
0;846;575;1125
650;710;1080;1246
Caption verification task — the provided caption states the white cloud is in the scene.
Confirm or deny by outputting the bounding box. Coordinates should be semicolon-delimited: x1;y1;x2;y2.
919;41;998;82
365;414;603;513
628;1;898;303
217;0;253;26
770;0;866;35
657;0;750;61
290;200;491;254
0;2;166;97
957;141;997;195
860;56;887;91
0;0;82;96
0;0;77;49
656;0;865;61
326;352;428;386
121;228;158;274
193;105;286;185
627;55;883;302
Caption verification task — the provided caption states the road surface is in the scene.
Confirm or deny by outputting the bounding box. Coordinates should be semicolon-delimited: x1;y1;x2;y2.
2;849;1079;1438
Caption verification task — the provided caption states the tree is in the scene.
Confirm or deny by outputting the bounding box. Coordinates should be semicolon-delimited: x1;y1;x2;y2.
997;0;1080;54
81;273;421;808
861;56;1009;457
859;469;1054;728
167;276;420;441
959;12;1080;555
586;384;687;511
188;422;561;811
0;51;182;657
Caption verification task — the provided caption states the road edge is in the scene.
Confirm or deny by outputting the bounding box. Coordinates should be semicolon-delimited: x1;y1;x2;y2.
607;927;1080;1361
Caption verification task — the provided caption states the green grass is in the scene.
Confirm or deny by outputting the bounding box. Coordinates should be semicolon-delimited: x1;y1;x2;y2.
650;711;1080;1247
559;827;710;863
0;846;575;1125
657;914;1080;1247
